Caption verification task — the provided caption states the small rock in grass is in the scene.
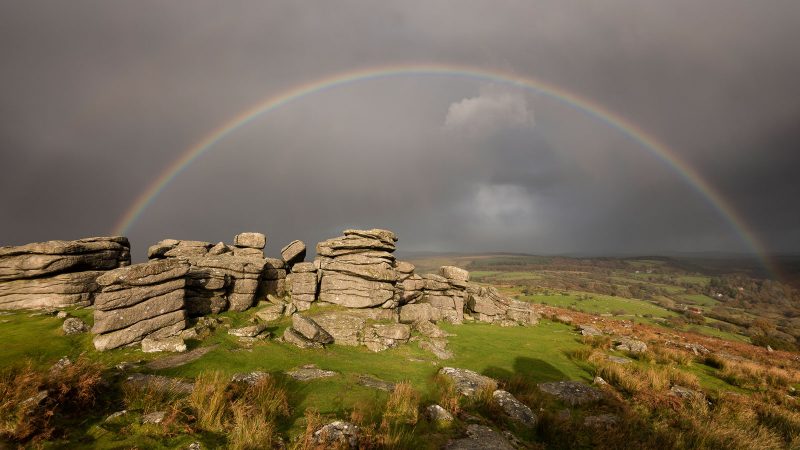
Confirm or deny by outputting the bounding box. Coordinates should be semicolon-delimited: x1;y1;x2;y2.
62;317;89;335
141;336;187;353
312;421;360;449
228;323;268;338
425;404;454;423
286;364;338;381
142;411;166;424
492;390;536;427
104;410;128;422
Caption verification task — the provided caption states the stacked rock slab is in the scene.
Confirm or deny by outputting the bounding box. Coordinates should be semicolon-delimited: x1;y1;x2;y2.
466;284;540;326
415;266;469;324
148;233;274;314
281;240;307;270
286;262;317;311
315;229;399;309
283;309;411;352
92;259;189;351
0;237;130;310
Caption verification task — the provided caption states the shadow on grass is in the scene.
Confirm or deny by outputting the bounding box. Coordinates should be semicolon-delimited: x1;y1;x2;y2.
483;356;568;384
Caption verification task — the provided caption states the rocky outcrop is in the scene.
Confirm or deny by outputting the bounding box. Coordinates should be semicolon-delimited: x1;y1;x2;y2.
286;262;317;310
465;284;539;326
316;229;399;308
438;367;497;396
538;381;603;406
148;234;275;314
0;236;130;309
92;259;189;351
311;421;360;449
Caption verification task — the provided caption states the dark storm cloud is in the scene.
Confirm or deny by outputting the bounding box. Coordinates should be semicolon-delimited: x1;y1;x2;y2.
1;0;799;261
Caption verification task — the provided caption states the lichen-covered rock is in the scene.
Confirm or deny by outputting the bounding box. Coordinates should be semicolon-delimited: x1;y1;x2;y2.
310;311;366;346
425;404;454;423
233;232;266;249
63;317;89;335
438;367;496;396
292;314;334;344
492;390;536;427
399;303;435;323
286;364;338;381
281;240;306;267
444;424;515;450
614;337;648;354
0;236;130;310
141;336;187;353
283;327;323;349
312;421;360;449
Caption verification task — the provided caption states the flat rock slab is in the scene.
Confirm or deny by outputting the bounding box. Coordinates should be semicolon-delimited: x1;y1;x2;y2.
538;381;603;406
145;345;218;370
607;355;632;364
356;375;396;392
286;364;338;381
444;424;515;450
438;367;496;396
231;371;270;385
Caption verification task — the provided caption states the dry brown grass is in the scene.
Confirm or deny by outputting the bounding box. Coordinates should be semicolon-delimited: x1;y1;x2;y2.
189;370;229;432
228;400;281;450
381;382;419;427
433;373;461;416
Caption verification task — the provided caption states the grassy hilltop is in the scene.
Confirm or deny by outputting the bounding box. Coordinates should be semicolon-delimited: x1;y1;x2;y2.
2;254;800;448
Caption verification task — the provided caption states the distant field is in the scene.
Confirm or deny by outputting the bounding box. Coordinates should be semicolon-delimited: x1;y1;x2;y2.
681;293;720;307
521;292;678;319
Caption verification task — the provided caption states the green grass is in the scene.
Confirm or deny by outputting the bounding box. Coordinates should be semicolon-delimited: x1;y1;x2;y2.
522;292;678;319
675;275;711;286
681;294;720;307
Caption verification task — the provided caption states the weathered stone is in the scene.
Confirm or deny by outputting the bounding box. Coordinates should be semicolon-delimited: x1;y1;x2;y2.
440;266;470;283
97;259;189;289
444;424;515;450
579;324;603;336
538;381;603;406
438;367;496;396
421;274;450;291
255;303;285;322
318;272;394;308
399;303;435;323
420;340;454;359
372;323;410;341
425;404;454;423
286;364;338;381
414;320;451;338
93;310;187;351
281;240;306;266
291;262;315;273
63;317;89;335
357;375;396;392
142;411;166;425
0;236;130;281
141;336;187;353
231;247;264;258
670;385;705;401
492;390;536;427
207;242;231;256
583;413;620;429
312;421;360;449
343;228;397;244
345;308;398;322
283;328;323;349
311;312;366;346
233;232;266;249
0;271;104;309
394;260;415;274
228;323;268;338
94;278;185;311
614;337;648;354
93;289;184;334
286;271;317;303
231;371;270;385
292;315;334;344
607;355;632;364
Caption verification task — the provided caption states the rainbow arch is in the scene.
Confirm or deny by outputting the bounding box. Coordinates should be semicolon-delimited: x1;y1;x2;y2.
112;63;775;274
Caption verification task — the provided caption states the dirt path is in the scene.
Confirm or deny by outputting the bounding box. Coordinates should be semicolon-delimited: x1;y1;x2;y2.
145;345;218;370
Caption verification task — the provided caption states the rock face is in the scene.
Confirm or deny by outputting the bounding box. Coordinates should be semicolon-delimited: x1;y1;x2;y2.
465;284;539;326
147;234;276;314
0;236;130;310
285;262;317;311
316;229;399;308
92;259;189;351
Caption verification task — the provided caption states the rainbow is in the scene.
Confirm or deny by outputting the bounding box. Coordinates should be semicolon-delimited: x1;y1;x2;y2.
112;63;776;274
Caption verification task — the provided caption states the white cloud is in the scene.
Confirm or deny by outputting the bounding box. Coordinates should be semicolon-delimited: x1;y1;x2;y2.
443;85;535;136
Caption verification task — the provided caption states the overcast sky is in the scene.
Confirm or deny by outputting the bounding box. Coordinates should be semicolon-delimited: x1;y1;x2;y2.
1;1;799;261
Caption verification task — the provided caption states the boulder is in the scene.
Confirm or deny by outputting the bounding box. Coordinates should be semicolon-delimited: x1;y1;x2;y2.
255;303;285;322
63;317;89;335
579;324;603;336
233;232;266;249
228;323;268;338
93;310;187;351
614;337;648;354
399;303;435;323
440;266;470;283
310;312;366;346
312;421;360;449
438;367;496;396
280;240;306;267
425;404;454;423
283;328;323;349
141;336;187;353
292;315;334;344
492;390;536;427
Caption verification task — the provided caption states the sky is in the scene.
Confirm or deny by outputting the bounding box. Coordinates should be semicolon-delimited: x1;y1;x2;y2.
1;1;799;262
